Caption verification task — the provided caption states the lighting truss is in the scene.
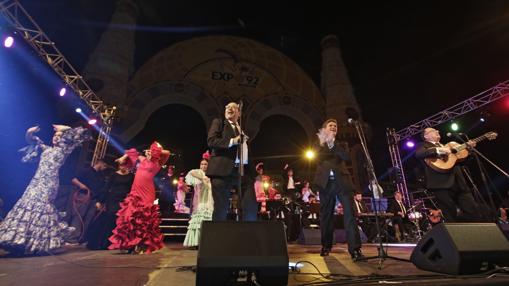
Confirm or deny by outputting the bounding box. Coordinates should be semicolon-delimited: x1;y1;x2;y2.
393;80;509;142
387;80;509;205
0;0;115;164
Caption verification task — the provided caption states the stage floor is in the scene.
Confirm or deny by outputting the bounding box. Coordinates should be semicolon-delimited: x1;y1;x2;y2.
1;242;508;286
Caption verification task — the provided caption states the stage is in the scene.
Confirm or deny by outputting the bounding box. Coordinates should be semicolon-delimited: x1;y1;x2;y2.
1;242;508;286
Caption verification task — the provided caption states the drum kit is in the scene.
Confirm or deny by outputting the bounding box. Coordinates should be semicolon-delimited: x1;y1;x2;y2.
404;199;442;241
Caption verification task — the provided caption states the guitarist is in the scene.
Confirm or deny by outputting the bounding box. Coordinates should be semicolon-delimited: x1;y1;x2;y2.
415;128;480;222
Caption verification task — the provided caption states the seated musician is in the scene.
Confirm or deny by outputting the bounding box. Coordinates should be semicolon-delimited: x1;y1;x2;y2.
301;181;316;203
388;191;409;242
498;208;509;225
353;192;376;242
353;192;367;215
254;162;267;202
415;127;481;222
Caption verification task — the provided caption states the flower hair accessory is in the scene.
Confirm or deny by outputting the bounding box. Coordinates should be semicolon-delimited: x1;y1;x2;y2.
202;150;211;160
149;141;162;160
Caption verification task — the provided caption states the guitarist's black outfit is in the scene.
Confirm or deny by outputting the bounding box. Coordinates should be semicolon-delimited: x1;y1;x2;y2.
415;141;480;222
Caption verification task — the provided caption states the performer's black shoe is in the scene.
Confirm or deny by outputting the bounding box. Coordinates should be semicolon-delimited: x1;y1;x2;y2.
350;248;365;262
320;247;330;257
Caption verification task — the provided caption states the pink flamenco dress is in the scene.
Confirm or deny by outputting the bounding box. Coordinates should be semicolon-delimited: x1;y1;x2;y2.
108;142;170;254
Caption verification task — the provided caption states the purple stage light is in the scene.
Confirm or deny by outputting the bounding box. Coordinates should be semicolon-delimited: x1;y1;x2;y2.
75;108;82;113
88;118;97;125
405;140;415;148
59;87;67;97
3;36;14;48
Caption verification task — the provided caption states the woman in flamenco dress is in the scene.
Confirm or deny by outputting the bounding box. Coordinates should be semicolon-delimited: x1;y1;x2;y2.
108;141;170;254
0;124;90;255
183;151;214;248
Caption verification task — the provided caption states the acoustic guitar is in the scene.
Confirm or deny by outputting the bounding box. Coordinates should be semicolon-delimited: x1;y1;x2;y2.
424;131;497;172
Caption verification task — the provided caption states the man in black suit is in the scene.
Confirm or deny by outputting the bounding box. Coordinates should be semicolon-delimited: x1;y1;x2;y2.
313;118;363;260
282;164;301;198
387;191;409;242
206;102;257;221
415;127;480;222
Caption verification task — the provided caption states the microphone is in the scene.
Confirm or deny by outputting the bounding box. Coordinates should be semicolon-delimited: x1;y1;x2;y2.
446;132;464;138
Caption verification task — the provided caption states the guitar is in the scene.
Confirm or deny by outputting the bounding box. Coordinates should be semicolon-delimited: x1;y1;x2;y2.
424;131;497;172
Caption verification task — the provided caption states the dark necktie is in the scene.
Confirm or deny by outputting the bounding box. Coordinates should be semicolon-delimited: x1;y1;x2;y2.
232;124;239;136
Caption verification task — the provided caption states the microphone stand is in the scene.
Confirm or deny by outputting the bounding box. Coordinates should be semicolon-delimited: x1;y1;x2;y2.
236;100;244;221
454;133;499;219
350;119;408;269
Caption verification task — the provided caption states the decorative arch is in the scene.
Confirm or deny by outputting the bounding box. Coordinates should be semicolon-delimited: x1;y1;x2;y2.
121;35;326;142
119;81;219;141
244;95;324;142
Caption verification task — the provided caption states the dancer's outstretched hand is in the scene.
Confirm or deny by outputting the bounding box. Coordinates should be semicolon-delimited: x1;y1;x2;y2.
27;125;40;134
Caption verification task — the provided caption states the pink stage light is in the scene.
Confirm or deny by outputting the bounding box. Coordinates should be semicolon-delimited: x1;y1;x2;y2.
3;36;14;48
405;140;415;148
88;118;97;125
59;87;66;97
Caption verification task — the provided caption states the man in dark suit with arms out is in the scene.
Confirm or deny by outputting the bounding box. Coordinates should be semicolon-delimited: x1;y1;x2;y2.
206;102;257;221
313;118;363;260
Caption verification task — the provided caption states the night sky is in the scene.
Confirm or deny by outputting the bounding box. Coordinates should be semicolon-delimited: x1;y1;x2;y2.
2;0;509;207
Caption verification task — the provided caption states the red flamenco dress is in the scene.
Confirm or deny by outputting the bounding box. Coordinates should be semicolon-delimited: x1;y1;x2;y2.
108;142;170;253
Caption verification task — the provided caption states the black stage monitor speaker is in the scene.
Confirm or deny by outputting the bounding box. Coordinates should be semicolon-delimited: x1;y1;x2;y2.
298;228;325;245
196;221;289;286
410;223;509;275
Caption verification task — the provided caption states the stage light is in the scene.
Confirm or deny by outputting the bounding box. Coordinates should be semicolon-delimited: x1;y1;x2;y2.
450;122;459;131
263;181;270;189
405;140;415;148
88;118;97;125
304;149;315;160
3;36;14;48
75;108;82;113
59;87;66;97
172;179;178;185
479;111;490;123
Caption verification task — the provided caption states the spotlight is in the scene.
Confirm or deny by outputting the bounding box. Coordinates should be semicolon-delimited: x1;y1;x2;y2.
479;111;491;123
3;36;14;48
75;108;82;113
405;140;415;148
172;179;178;185
59;87;66;97
88;118;97;125
263;181;270;189
304;149;315;160
450;122;459;131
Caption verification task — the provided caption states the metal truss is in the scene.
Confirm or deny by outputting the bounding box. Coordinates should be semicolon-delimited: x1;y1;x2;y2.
393;80;509;142
386;79;509;205
386;128;410;205
0;0;115;164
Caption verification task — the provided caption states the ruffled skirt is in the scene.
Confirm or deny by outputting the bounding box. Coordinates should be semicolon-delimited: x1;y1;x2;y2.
0;194;73;255
108;194;163;254
183;206;213;247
